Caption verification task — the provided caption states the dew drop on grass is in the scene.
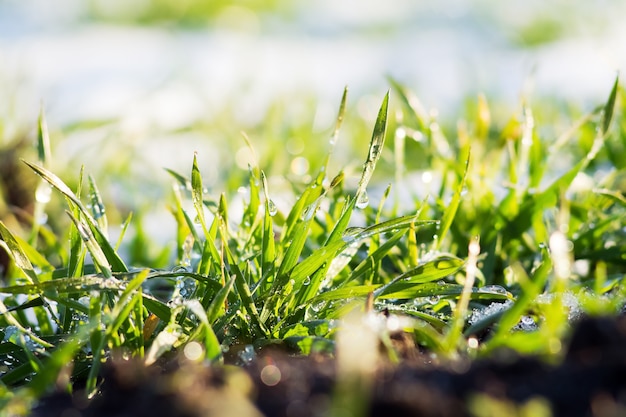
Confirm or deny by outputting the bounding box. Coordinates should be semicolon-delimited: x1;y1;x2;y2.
427;295;440;305
239;345;256;364
479;285;508;296
267;199;278;216
356;190;369;209
341;227;363;243
2;326;18;342
311;301;326;313
518;315;537;331
303;277;311;286
301;204;314;221
468;300;512;325
35;184;52;204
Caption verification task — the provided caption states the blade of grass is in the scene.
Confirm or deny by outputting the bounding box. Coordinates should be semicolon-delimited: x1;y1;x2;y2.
356;91;389;204
601;74;619;136
65;211;112;279
87;175;108;236
436;149;469;251
0;222;40;284
22;161;128;273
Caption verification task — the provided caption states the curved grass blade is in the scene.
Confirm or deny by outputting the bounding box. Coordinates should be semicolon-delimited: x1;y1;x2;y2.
26;320;98;396
1;297;45;314
206;276;235;324
387;76;428;130
291;216;436;303
66;211;112;279
0;299;53;349
0;221;40;284
223;243;270;338
164;168;191;189
21;161;127;273
0;275;125;295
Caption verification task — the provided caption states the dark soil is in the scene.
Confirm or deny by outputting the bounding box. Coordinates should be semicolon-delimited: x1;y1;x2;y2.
33;315;626;417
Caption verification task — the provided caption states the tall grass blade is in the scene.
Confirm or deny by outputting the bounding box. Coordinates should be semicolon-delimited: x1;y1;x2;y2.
602;75;619;136
436;150;469;250
356;91;389;204
65;211;112;279
0;222;40;284
22;161;128;273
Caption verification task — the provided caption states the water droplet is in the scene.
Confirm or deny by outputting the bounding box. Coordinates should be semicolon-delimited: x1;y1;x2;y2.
479;285;508;296
303;277;311;286
468;300;512;325
356;191;369;209
267;199;278;217
311;301;326;313
239;344;256;364
37;213;48;225
169;296;183;307
518;315;537;331
35;184;52;204
2;326;18;342
427;295;440;305
301;203;317;221
342;227;363;243
76;222;91;242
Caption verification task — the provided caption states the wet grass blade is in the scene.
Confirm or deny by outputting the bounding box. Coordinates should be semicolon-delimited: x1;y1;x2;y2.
356;91;389;203
206;276;235;324
22;161;128;273
260;171;276;279
66;211;112;279
88;175;108;235
0;222;40;284
0;275;124;295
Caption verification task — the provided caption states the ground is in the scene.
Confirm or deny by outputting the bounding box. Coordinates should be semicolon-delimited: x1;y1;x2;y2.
33;315;626;417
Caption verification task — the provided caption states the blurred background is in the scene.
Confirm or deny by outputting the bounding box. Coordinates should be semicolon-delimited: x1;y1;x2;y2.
0;0;624;252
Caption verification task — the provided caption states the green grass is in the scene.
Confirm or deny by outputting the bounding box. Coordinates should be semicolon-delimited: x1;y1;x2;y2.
0;77;625;415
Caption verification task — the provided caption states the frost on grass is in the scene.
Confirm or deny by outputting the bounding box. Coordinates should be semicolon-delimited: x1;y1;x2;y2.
468;300;512;326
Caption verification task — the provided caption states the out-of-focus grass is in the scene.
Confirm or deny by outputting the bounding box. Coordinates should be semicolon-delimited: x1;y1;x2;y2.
0;77;624;415
85;0;296;26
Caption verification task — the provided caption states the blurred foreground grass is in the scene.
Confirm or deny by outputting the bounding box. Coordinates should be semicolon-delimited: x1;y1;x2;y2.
0;77;625;415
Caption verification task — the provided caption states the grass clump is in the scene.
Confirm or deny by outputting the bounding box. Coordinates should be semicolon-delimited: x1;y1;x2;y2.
0;77;625;415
